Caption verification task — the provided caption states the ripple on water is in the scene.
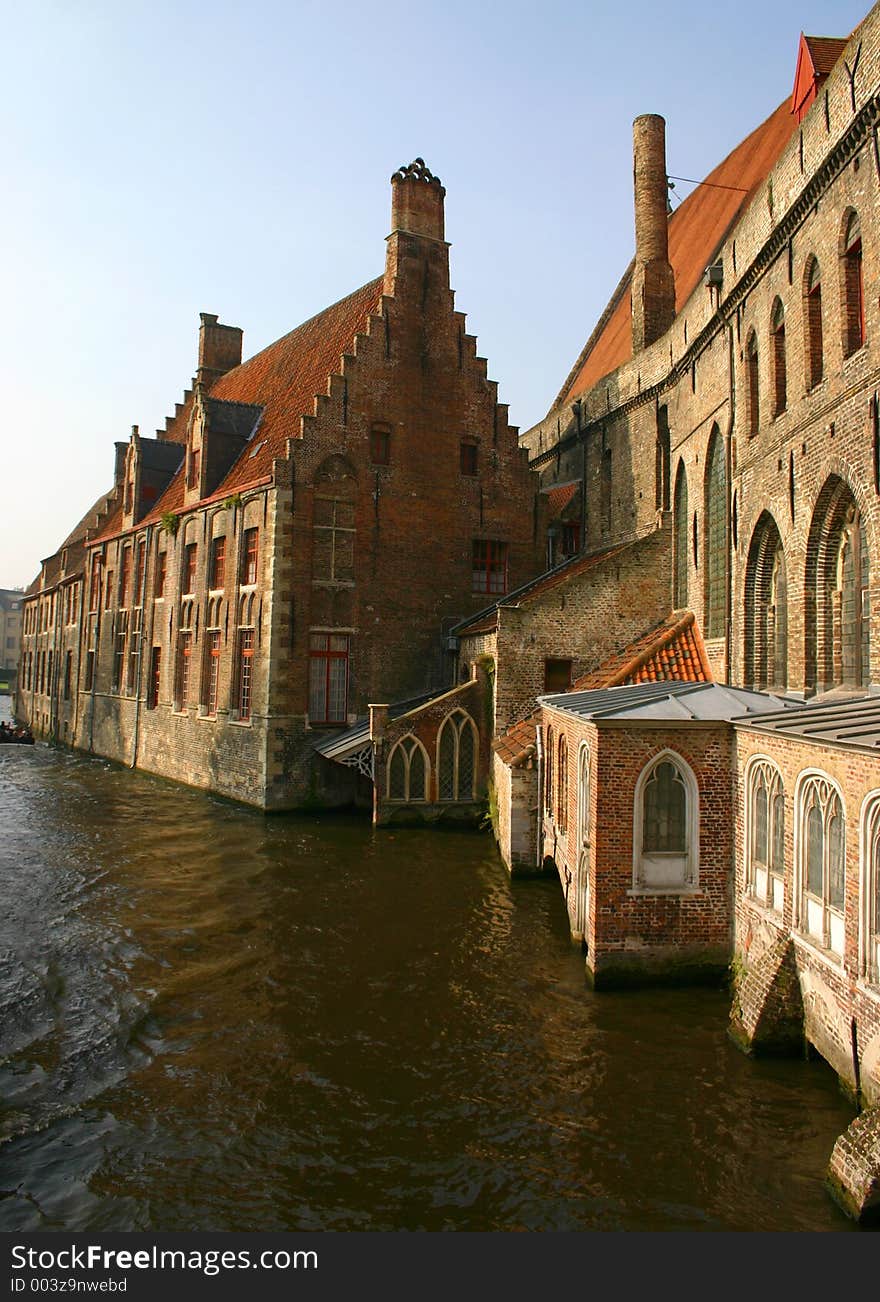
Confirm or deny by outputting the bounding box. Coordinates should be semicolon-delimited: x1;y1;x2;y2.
0;725;867;1231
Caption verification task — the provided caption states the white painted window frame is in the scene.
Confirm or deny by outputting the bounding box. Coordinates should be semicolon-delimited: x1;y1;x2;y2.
631;749;699;894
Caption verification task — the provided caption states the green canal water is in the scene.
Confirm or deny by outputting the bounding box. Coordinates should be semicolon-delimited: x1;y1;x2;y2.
0;697;866;1231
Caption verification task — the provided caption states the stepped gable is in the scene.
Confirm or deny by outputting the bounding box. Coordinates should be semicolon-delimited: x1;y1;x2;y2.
574;609;712;689
558;99;798;402
204;277;384;494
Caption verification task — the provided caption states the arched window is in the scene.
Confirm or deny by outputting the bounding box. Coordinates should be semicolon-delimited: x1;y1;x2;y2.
437;709;478;802
704;428;727;638
859;791;880;985
804;257;824;388
633;752;699;891
841;211;864;358
796;773;845;956
655;405;670;511
806;479;871;693
771;299;787;416
746;331;760;436
674;462;688;608
744;514;787;691
544;724;554;817
387;735;429;802
556;733;568;832
746;758;785;910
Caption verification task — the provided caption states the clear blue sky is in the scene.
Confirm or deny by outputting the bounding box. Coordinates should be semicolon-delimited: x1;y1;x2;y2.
1;0;869;588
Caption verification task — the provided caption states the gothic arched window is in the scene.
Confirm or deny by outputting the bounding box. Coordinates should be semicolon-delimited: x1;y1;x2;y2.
674;462;689;608
796;773;845;956
437;710;478;802
804;256;823;389
704;428;727;638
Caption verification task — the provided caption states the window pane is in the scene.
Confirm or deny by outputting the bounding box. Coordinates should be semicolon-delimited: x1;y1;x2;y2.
753;778;768;866
458;722;475;800
409;745;426;800
772;792;785;876
807;802;823;896
828;812;844;911
439;722;455;800
643;761;686;853
389;747;406;799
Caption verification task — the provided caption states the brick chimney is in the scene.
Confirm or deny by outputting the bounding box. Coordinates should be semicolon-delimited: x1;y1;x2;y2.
384;159;449;299
197;313;243;387
631;115;676;353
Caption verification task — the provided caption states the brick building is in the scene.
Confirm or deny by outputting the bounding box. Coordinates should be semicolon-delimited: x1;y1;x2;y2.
17;160;546;808
482;10;880;1217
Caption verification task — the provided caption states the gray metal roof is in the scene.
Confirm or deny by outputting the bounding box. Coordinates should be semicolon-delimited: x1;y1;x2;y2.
312;690;441;762
538;680;797;723
735;693;880;751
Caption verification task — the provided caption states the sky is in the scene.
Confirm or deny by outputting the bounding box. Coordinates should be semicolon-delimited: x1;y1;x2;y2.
0;0;870;589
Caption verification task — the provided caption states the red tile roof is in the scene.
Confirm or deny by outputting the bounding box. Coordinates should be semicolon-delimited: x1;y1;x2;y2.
492;713;538;767
207;277;384;494
803;35;847;76
558;99;797;401
89;279;385;543
573;609;712;689
544;481;579;519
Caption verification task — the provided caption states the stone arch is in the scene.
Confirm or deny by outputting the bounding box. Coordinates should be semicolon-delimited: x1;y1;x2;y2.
744;512;787;690
805;474;871;693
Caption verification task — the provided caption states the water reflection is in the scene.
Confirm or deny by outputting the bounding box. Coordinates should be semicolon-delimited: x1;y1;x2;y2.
0;708;863;1231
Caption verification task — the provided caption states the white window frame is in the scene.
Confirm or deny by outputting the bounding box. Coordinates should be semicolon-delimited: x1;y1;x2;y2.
859;789;880;986
794;770;846;959
744;755;785;912
632;750;700;893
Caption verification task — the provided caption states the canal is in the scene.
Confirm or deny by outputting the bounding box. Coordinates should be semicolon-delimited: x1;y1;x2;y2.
0;697;865;1231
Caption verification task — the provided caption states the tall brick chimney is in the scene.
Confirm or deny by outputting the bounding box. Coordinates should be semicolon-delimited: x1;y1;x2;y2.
384;159;448;298
197;313;243;387
631;114;676;353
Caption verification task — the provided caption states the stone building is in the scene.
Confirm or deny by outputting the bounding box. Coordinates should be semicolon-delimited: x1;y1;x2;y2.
0;589;23;692
17;162;546;809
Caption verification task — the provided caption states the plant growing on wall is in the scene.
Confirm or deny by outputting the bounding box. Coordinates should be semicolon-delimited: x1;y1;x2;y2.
160;511;181;536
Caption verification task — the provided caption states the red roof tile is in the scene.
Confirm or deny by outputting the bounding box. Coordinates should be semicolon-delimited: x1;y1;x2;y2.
544;482;579;519
559;99;797;401
492;712;538;767
573;609;712;689
803;35;847;76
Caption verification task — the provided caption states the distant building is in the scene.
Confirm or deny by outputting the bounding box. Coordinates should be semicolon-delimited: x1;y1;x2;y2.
0;588;23;692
